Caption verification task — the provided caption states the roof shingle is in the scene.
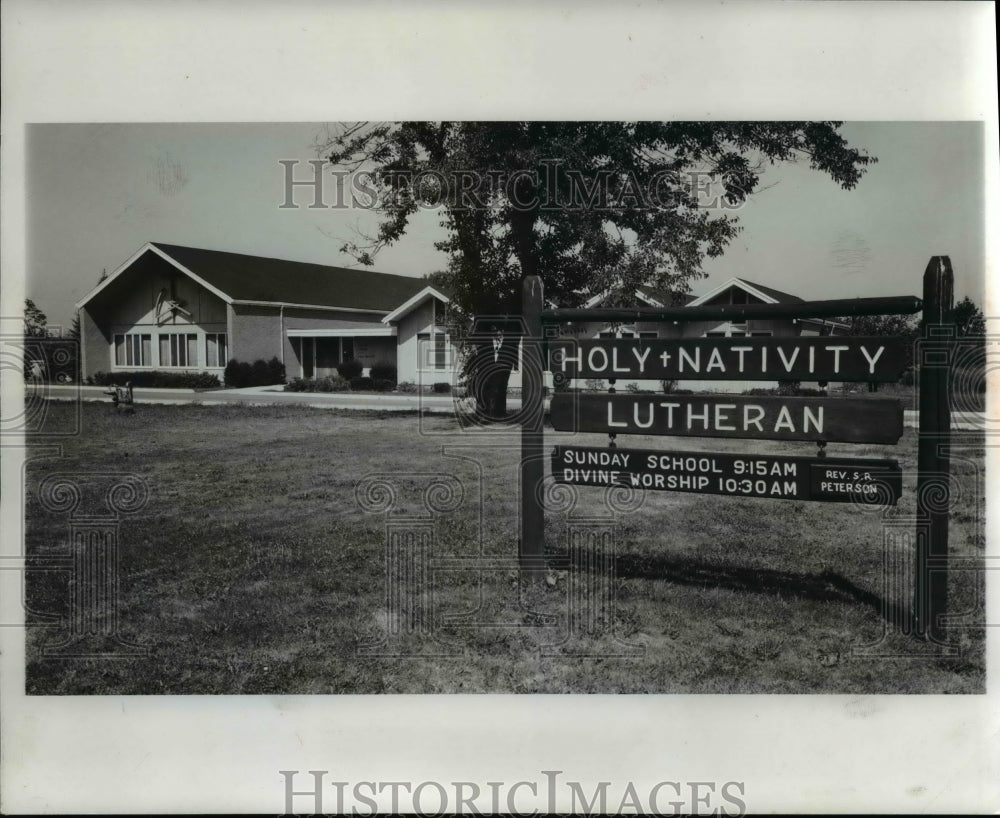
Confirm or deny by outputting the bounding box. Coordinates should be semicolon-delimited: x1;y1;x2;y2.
151;242;427;312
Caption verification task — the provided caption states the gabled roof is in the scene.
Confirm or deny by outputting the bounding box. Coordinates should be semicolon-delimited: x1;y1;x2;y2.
732;278;804;304
687;276;804;307
76;242;428;313
583;286;694;310
381;285;450;324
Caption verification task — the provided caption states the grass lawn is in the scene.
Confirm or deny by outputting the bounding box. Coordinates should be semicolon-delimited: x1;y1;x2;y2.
24;401;986;694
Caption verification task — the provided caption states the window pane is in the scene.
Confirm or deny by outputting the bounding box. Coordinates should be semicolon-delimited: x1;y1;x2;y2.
115;335;125;365
417;333;429;367
434;332;446;370
206;335;217;367
218;335;227;365
341;338;354;362
187;335;198;367
141;335;151;366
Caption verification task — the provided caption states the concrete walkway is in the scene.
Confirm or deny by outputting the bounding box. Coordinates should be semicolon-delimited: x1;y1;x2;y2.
39;385;985;428
39;384;493;413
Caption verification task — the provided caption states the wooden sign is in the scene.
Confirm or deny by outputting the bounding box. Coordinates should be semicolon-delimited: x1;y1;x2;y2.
551;445;902;504
549;337;909;382
550;394;904;444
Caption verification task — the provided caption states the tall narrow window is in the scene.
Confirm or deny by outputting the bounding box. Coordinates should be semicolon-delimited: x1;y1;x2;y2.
433;331;446;370
205;333;228;367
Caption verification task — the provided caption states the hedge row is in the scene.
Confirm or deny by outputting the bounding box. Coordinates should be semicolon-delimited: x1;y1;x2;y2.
285;376;350;393
284;377;445;393
334;360;398;383
90;370;220;389
224;358;286;388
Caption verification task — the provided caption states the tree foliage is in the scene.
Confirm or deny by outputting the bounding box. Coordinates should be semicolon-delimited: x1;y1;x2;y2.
324;122;875;311
321;122;876;414
24;299;48;338
953;295;986;339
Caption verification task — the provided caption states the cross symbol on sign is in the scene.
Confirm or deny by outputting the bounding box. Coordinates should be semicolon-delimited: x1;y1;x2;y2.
660;351;672;366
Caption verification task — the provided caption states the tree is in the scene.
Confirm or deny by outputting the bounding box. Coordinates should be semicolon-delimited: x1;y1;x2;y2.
951;295;986;396
322;122;876;417
24;299;48;338
953;295;985;339
833;312;919;391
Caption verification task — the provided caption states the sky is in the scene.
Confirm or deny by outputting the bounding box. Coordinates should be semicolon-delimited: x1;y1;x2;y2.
27;121;985;330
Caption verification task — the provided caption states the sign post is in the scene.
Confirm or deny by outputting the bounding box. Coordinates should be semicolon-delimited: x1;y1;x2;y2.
520;276;546;575
916;256;953;641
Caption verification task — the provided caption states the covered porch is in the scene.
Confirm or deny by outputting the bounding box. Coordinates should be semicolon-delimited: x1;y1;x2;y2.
287;328;396;379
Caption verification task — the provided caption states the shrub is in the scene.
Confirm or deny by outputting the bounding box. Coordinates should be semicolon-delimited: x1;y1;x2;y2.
661;379;677;394
349;376;374;391
224;359;247;388
900;368;915;387
284;375;349;393
374;378;396;392
225;358;286;388
397;381;419;394
369;360;397;383
267;356;286;384
91;370;220;389
250;359;270;385
337;359;364;380
432;382;452;394
317;375;349;392
777;379;800;396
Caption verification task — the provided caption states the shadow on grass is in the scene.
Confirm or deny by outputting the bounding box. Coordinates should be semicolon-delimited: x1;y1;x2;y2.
573;548;908;624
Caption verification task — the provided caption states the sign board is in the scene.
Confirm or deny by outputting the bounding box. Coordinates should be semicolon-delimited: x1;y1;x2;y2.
549;394;904;444
552;445;902;504
549;337;909;382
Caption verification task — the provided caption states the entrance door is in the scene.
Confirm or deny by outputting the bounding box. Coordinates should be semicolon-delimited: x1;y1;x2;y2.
292;337;315;378
315;337;339;377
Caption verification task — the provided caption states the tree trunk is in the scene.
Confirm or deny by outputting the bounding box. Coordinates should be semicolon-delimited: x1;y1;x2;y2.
472;339;515;421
